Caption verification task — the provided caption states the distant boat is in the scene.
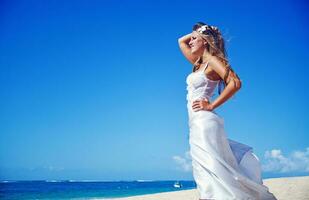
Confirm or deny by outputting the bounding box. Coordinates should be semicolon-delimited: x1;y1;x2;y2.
173;181;182;188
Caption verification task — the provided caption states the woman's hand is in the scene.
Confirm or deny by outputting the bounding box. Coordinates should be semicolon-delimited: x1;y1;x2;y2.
192;99;214;112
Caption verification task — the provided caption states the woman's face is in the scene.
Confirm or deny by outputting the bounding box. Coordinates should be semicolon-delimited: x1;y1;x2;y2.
189;31;206;56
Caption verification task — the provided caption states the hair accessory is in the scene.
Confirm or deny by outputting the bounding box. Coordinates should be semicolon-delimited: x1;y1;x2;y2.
196;25;218;36
196;25;209;34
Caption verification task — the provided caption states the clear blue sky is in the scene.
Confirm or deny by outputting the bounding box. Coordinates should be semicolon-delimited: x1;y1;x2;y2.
1;0;308;181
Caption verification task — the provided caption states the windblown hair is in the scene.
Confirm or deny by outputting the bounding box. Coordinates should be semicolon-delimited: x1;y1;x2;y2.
192;22;240;95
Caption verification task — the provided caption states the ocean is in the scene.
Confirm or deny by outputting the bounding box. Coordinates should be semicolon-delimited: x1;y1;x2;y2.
0;180;196;200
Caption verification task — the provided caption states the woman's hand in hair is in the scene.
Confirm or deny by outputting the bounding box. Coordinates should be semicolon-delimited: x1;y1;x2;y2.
178;33;199;64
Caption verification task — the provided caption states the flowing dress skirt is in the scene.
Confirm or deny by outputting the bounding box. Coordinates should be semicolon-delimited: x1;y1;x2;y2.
187;103;277;200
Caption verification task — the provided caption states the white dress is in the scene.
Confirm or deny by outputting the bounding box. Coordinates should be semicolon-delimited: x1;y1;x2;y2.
186;61;277;200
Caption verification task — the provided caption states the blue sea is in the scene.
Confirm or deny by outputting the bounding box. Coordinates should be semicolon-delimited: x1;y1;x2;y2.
0;180;196;200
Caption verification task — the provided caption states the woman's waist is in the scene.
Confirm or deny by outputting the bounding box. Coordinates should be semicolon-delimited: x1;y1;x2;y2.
187;107;224;125
186;95;211;105
186;100;222;119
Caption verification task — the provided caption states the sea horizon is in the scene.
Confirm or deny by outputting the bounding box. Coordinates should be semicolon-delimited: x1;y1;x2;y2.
1;172;306;182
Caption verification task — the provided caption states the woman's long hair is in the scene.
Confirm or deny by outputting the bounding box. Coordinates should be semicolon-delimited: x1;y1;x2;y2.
192;22;231;95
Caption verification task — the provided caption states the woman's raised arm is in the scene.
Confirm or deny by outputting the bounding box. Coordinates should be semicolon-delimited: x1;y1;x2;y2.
178;33;199;64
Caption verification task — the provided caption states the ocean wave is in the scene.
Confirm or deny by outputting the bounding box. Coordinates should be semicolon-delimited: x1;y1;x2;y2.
135;179;154;182
1;180;17;183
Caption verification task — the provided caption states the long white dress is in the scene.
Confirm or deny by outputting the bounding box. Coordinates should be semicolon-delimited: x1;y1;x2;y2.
186;61;277;200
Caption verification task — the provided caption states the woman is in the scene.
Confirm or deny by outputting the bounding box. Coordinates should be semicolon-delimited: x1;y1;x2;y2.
178;22;277;200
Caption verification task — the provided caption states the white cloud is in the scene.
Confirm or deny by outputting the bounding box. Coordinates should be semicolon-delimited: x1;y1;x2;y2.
172;151;192;172
262;147;309;173
173;147;309;174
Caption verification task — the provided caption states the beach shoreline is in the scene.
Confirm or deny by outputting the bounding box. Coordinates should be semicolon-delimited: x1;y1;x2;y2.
112;176;309;200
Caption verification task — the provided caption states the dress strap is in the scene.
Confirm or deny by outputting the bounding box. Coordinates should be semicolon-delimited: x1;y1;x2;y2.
202;61;209;72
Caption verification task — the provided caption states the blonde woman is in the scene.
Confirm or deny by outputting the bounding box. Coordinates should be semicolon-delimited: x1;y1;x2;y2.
178;22;277;200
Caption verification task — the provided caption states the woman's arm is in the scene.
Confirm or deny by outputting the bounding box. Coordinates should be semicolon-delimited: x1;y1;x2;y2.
208;56;242;111
178;33;199;64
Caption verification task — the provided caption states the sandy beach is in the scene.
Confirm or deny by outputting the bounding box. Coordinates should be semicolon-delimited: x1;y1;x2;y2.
114;176;309;200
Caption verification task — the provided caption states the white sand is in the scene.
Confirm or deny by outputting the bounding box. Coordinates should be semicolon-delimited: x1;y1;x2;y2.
113;176;309;200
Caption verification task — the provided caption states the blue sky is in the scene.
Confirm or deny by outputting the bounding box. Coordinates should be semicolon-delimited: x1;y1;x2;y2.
1;0;308;181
